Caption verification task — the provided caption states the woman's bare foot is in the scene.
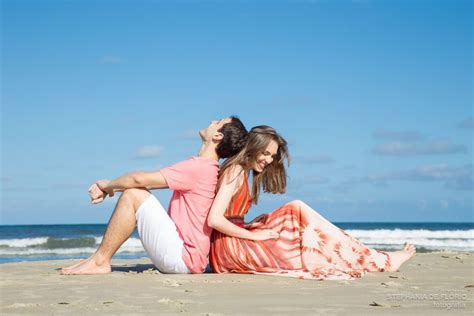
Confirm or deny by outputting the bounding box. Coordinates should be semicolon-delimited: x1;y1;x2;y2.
60;256;111;275
386;243;416;272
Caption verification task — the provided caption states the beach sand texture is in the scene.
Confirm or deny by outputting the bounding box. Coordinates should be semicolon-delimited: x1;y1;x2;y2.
1;252;473;315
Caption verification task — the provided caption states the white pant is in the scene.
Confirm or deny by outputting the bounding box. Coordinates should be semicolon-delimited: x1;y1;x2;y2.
135;194;190;274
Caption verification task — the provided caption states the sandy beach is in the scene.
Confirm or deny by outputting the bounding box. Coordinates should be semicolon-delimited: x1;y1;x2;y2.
1;252;473;315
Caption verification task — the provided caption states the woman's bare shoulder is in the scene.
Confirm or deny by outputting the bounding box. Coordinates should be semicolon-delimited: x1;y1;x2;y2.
222;164;245;186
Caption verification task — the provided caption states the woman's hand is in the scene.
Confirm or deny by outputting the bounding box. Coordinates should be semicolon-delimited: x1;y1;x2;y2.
251;229;280;241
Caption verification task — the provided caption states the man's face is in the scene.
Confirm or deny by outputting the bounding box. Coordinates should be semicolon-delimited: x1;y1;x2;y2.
199;117;232;141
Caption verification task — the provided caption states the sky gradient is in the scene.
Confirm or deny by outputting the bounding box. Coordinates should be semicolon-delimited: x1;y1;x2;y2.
1;0;472;224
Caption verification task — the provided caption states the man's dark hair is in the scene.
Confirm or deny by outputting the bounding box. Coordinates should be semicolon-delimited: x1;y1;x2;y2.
216;116;248;159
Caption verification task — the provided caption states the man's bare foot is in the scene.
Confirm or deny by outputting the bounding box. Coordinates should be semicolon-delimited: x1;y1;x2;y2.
386;243;416;272
60;256;111;275
61;259;87;272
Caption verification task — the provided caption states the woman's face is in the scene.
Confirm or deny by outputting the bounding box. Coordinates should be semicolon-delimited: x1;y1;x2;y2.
252;140;279;173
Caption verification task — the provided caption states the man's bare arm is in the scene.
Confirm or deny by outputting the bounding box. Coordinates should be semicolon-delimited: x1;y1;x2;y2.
97;171;169;196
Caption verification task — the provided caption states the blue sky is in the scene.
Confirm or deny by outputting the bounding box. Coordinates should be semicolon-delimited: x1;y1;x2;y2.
1;0;472;224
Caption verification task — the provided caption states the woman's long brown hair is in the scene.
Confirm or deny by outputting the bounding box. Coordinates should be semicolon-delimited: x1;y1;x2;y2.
217;125;290;204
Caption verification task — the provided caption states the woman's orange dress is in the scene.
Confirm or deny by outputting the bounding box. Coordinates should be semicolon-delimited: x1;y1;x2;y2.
210;175;393;280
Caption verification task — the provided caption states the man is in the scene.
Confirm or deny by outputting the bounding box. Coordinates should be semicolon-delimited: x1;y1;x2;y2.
61;117;247;275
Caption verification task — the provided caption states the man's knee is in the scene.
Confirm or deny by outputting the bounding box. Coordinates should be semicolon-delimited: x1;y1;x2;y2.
121;188;151;209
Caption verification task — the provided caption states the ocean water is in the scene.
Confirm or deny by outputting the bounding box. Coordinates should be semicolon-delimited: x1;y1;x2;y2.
0;222;473;264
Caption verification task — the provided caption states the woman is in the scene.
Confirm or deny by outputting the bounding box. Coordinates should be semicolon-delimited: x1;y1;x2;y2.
208;126;416;280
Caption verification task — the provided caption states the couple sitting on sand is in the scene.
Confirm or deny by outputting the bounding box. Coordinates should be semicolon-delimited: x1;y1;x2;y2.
61;117;416;280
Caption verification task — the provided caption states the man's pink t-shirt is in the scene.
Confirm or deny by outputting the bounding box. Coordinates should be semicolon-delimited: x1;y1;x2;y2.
159;156;219;273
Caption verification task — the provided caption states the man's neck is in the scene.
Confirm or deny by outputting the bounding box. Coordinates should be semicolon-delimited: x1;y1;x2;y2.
198;142;219;161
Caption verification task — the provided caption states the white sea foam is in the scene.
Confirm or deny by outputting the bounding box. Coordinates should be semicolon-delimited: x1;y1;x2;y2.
0;237;49;248
0;247;101;255
94;237;145;252
0;237;146;255
344;229;474;251
359;238;473;249
345;229;474;239
0;229;473;257
0;246;147;256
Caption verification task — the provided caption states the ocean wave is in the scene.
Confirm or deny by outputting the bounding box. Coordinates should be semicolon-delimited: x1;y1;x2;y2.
342;229;474;251
359;238;473;249
0;237;49;248
0;247;147;256
0;229;473;257
0;237;145;255
345;229;474;239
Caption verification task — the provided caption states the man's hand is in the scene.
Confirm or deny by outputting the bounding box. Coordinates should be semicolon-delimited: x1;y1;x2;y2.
96;180;115;198
88;183;107;204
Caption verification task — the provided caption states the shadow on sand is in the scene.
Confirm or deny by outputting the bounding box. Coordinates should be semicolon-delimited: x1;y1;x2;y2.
112;264;157;273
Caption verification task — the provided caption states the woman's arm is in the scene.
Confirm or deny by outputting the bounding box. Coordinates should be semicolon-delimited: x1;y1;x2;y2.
207;166;279;241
